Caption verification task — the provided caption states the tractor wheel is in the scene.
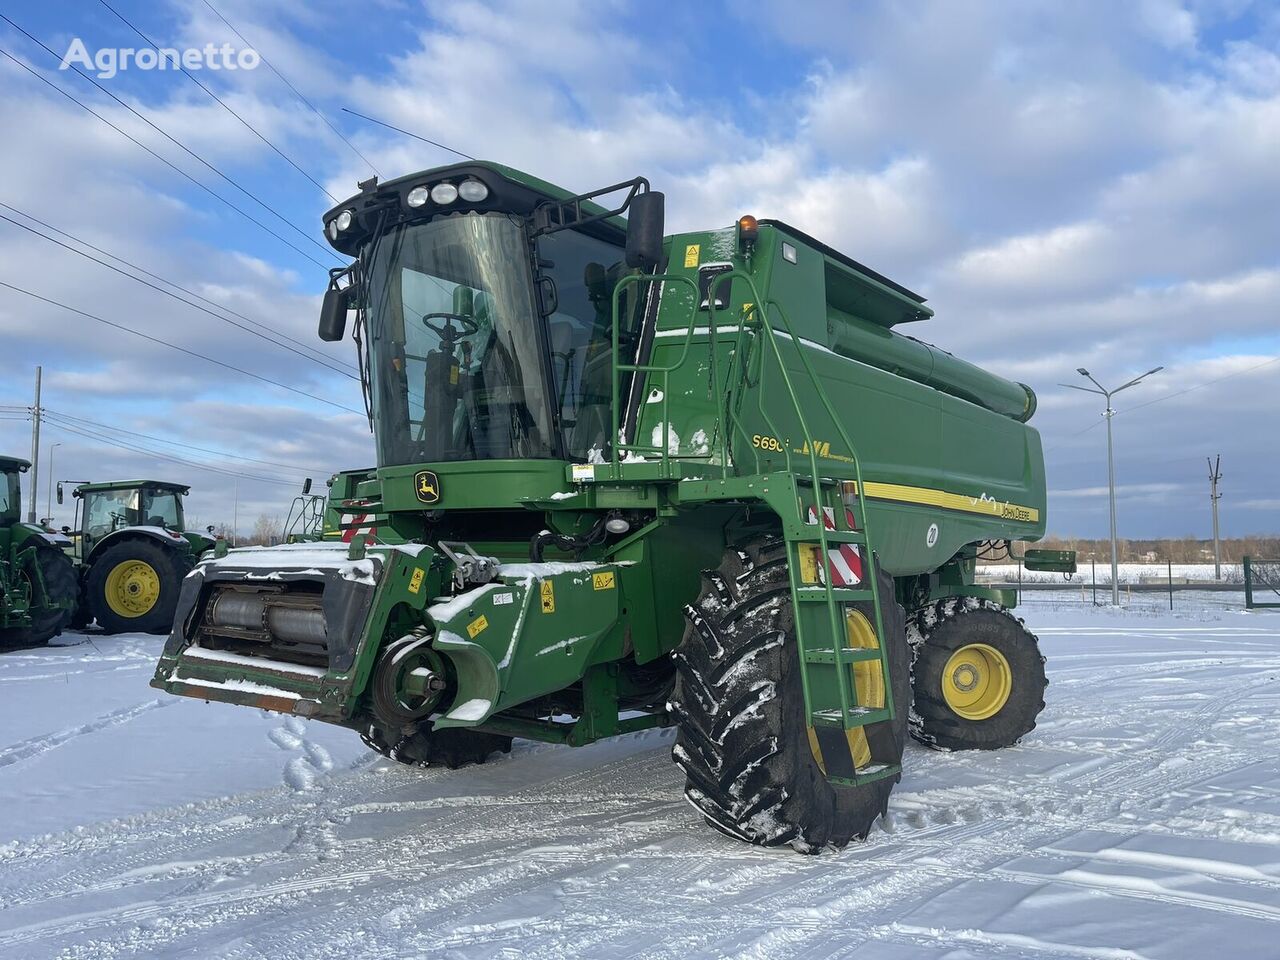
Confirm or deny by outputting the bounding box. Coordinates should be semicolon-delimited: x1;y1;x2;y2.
670;535;909;853
360;722;513;770
908;597;1047;751
87;539;192;635
0;547;78;648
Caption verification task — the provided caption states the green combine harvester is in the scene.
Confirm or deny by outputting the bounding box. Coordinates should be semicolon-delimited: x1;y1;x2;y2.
152;163;1073;851
57;479;214;634
0;456;78;646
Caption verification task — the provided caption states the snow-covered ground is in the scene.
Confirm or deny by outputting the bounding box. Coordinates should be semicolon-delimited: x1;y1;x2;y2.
2;602;1279;959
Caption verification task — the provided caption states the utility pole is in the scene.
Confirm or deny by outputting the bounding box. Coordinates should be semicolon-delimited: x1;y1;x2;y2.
232;476;239;547
1061;365;1164;605
27;366;41;524
1208;455;1223;580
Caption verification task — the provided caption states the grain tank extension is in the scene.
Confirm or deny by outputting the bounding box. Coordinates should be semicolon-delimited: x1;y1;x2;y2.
153;163;1073;851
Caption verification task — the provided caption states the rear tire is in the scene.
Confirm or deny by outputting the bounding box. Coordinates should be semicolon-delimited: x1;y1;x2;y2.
87;539;191;635
361;722;513;770
908;597;1047;751
0;547;78;648
670;535;909;852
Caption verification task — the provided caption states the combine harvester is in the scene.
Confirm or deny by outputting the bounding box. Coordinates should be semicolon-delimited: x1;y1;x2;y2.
153;163;1072;850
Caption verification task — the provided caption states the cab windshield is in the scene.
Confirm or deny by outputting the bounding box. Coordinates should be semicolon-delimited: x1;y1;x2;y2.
142;490;182;528
366;214;555;466
364;212;641;467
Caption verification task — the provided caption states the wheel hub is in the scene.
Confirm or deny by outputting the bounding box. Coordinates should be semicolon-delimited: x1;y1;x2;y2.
941;643;1012;721
104;560;161;618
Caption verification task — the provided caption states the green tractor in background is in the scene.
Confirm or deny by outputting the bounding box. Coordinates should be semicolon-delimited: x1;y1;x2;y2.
57;479;214;634
0;455;78;647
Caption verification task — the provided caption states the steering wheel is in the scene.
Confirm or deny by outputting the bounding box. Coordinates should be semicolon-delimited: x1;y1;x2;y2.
422;311;479;339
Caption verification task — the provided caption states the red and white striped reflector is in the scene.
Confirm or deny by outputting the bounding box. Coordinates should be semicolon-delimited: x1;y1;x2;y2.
340;513;378;543
805;505;864;586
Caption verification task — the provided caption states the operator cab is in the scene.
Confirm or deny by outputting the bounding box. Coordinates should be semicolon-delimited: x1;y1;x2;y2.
58;480;191;555
318;162;665;471
0;456;30;527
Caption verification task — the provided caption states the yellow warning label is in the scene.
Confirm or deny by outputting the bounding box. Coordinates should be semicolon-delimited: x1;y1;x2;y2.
540;580;556;613
449;364;459;385
408;568;425;594
683;244;700;268
592;571;615;591
798;545;822;585
466;614;489;638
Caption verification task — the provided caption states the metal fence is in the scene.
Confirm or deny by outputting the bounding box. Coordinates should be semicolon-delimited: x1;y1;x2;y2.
1244;557;1280;610
977;557;1253;613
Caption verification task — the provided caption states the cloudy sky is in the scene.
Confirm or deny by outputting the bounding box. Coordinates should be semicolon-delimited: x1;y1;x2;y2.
0;0;1276;538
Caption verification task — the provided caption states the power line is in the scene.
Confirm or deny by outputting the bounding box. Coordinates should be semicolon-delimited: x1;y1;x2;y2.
341;107;477;161
0;200;353;376
0;13;338;264
0;280;363;415
0;210;355;380
198;0;381;178
98;0;340;204
0;207;354;379
44;418;302;487
0;45;332;270
42;408;328;474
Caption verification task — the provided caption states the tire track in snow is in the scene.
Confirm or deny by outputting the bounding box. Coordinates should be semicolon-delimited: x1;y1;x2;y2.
0;698;172;769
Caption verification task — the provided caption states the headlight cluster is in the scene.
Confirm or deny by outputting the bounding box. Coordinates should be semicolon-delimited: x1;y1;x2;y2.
407;177;488;210
327;177;491;240
327;208;354;240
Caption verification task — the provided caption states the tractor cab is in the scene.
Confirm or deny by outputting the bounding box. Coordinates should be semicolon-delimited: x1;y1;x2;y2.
58;479;195;558
0;456;24;528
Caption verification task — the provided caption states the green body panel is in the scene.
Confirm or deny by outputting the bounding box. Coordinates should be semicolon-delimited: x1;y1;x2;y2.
1;460;74;631
151;162;1055;762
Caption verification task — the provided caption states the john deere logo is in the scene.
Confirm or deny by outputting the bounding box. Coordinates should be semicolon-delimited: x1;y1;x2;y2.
414;470;440;504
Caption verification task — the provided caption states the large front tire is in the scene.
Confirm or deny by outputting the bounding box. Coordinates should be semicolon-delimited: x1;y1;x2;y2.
87;539;192;635
670;535;909;853
908;597;1047;751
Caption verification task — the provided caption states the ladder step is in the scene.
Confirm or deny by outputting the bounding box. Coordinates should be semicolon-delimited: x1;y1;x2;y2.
804;647;885;665
795;530;866;546
811;706;892;728
796;587;874;603
828;762;902;788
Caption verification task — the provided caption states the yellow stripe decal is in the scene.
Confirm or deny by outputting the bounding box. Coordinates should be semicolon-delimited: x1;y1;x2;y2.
844;480;1040;524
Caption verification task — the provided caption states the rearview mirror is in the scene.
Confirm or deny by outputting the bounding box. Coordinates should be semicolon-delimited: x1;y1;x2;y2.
302;478;312;495
56;482;63;505
625;190;665;269
319;284;353;342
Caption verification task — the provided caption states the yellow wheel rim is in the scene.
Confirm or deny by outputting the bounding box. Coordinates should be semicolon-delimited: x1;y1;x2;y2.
103;560;161;618
845;610;883;769
942;643;1012;720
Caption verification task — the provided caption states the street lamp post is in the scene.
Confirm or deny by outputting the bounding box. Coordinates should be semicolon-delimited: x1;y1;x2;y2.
45;442;62;523
1061;366;1164;605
